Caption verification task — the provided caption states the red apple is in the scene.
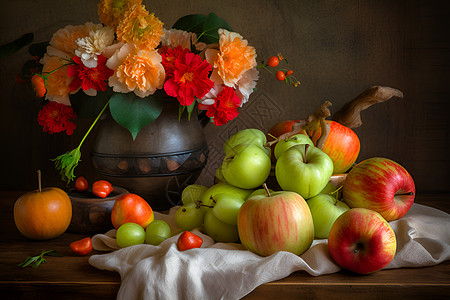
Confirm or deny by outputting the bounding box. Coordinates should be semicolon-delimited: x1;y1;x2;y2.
111;193;154;229
342;157;415;221
237;186;314;256
310;120;360;174
267;119;302;140
328;208;397;274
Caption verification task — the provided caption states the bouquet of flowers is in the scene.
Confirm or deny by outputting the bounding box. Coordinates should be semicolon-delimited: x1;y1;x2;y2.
7;0;299;183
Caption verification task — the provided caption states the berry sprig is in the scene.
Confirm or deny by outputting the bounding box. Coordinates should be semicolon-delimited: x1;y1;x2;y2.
259;53;300;87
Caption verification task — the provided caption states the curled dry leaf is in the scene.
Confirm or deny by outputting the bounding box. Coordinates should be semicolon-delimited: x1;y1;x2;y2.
266;101;332;148
332;86;404;129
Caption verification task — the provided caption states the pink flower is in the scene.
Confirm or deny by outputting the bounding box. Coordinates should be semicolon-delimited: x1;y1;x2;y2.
164;51;214;106
205;86;241;126
68;54;114;94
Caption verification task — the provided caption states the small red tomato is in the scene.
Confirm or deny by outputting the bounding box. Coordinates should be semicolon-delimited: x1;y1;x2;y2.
92;180;113;198
70;237;93;256
75;176;89;192
276;70;286;81
286;70;294;77
267;56;279;67
177;231;203;251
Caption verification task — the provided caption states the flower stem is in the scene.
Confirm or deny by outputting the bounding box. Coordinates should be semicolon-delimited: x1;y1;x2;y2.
52;99;110;184
77;98;111;150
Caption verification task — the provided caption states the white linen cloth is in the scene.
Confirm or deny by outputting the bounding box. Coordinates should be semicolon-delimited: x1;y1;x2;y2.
89;203;450;300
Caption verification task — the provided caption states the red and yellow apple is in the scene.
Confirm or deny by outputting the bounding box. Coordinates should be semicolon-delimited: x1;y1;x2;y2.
310;120;360;174
328;208;397;274
342;157;415;222
237;189;314;256
111;193;154;229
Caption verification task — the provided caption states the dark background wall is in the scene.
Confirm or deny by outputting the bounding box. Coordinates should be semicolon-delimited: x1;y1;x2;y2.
1;0;449;194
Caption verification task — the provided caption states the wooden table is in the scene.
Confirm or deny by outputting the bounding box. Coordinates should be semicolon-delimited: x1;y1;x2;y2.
1;191;449;299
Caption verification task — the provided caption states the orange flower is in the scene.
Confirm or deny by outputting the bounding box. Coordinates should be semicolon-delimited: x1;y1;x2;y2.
107;43;165;97
31;75;46;98
47;23;94;59
41;55;73;105
97;0;142;29
205;29;257;87
116;4;164;50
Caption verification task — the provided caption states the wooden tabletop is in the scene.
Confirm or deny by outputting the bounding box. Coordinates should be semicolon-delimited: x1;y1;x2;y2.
0;190;449;300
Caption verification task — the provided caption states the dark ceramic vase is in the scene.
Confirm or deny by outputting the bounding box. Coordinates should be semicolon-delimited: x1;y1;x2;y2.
91;100;209;211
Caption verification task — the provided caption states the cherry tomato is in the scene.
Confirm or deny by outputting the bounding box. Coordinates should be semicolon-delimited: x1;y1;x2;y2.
276;70;286;81
70;237;93;256
267;56;279;67
177;231;203;251
92;180;113;198
286;70;294;77
75;176;89;192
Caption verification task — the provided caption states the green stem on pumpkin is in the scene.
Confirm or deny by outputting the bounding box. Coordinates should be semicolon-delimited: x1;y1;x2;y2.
52;99;111;185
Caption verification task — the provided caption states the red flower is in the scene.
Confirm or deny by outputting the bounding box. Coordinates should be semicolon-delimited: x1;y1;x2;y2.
37;101;77;135
67;54;114;92
163;51;214;106
206;86;241;126
160;46;190;78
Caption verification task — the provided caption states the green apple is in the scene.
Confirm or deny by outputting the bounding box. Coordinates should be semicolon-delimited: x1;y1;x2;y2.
275;144;333;199
203;209;240;243
245;187;276;200
273;134;314;160
214;165;227;183
210;193;245;226
181;184;208;205
307;194;350;238
223;128;270;158
199;182;253;213
221;144;272;190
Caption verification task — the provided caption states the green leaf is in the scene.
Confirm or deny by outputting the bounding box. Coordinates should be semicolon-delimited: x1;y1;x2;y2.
109;92;164;140
172;14;207;35
52;147;82;184
21;59;41;77
29;41;50;58
0;33;34;58
199;13;233;44
186;101;196;121
172;13;233;44
70;88;113;118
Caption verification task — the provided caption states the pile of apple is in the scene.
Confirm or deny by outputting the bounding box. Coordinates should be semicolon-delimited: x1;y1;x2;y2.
176;116;416;274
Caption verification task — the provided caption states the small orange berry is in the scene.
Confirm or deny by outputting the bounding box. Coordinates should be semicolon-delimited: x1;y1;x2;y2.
286;70;294;77
267;56;279;67
276;70;285;81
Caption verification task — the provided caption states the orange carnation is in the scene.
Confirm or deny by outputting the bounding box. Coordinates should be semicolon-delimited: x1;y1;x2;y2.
97;0;142;29
116;4;164;50
41;55;73;105
206;29;257;88
107;43;165;97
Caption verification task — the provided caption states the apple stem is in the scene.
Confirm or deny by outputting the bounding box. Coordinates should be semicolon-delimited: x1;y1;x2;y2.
37;170;42;192
304;144;310;164
397;192;414;196
262;183;271;197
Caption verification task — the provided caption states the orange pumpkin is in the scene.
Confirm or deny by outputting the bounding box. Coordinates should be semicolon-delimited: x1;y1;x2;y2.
14;187;72;240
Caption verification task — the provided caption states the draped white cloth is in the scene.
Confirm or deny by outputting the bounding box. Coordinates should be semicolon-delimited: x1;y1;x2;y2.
89;203;450;300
